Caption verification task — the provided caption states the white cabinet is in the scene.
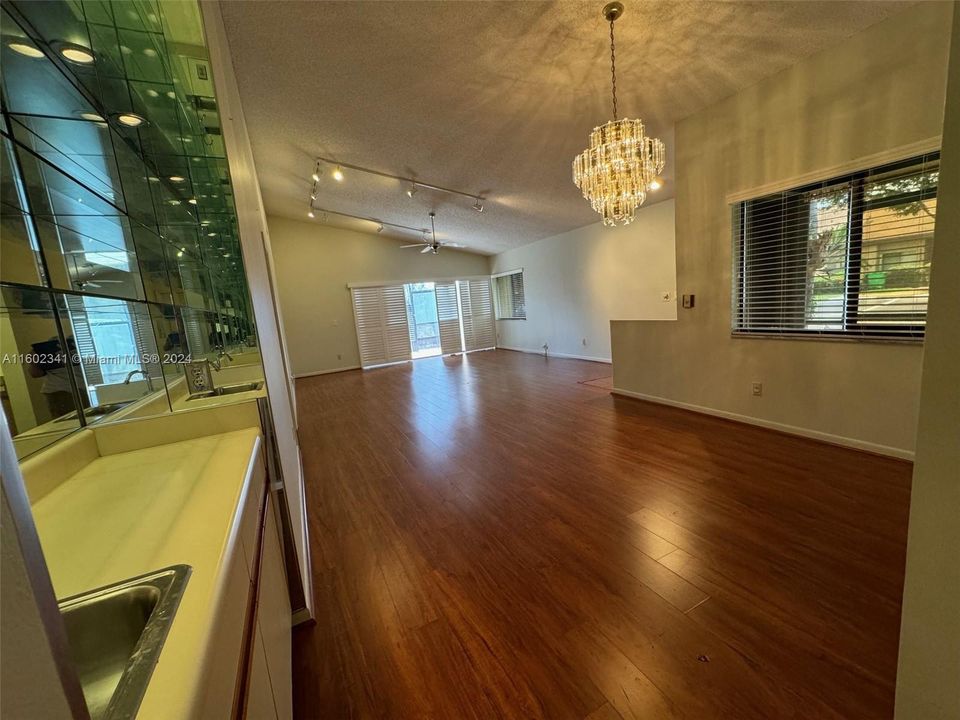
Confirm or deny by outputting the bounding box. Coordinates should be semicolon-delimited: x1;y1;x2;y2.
243;491;292;719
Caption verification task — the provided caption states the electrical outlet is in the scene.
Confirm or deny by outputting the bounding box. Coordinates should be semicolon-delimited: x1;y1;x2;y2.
752;382;763;396
682;294;696;309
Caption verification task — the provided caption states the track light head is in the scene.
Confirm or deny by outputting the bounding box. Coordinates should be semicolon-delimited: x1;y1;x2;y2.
376;223;384;233
307;210;315;219
473;198;484;212
407;183;418;198
311;172;320;182
333;165;344;182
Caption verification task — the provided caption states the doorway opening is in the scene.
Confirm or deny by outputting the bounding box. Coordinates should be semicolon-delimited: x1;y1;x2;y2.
404;282;441;359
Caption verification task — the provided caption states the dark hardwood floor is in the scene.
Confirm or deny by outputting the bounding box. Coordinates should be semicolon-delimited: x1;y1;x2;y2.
292;349;912;719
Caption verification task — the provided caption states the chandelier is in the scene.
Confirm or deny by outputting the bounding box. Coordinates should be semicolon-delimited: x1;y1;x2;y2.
573;2;665;227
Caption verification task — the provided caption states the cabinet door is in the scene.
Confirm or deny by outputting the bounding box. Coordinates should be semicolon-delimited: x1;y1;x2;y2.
244;626;278;720
258;491;292;720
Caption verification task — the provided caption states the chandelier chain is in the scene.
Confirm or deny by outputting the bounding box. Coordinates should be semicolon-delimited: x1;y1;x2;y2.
609;18;618;120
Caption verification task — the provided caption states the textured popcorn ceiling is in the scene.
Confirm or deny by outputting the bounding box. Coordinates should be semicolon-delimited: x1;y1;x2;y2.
221;1;912;254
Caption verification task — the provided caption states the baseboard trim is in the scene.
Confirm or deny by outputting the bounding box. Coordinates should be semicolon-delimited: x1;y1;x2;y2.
294;365;361;379
611;387;914;460
498;346;612;365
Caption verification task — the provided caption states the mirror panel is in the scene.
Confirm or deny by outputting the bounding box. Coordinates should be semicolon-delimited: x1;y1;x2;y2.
1;0;263;457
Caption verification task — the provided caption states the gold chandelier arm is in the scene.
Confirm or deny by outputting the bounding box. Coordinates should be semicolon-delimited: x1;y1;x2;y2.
609;17;617;120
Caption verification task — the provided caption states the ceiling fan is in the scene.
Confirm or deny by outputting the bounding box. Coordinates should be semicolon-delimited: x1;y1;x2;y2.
400;212;466;255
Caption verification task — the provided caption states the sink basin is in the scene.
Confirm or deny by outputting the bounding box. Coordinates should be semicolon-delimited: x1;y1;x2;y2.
186;381;263;400
58;565;191;720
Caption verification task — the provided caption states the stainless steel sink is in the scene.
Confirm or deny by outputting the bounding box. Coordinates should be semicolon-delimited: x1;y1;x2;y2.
58;565;191;720
186;381;263;401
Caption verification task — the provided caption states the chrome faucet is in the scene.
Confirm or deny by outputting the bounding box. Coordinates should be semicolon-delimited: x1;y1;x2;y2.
123;369;149;385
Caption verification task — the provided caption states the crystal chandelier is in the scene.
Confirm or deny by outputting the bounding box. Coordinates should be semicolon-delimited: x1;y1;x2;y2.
573;2;665;227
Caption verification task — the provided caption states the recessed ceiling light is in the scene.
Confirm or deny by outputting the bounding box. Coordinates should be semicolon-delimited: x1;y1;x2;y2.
307;210;315;219
115;112;146;128
169;175;185;183
146;89;159;98
166;91;176;99
332;166;344;182
55;42;95;64
208;232;216;237
176;250;183;257
8;41;44;58
188;198;197;205
143;48;157;58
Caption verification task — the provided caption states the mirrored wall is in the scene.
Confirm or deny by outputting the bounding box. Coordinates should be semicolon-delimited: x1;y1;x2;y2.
1;0;263;459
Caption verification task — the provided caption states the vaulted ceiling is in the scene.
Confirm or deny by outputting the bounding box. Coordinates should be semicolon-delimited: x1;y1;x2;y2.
221;1;912;254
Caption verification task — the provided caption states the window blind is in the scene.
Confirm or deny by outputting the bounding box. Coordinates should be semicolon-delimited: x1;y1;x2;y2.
434;281;463;355
458;279;495;352
350;285;412;367
733;152;938;339
493;270;526;319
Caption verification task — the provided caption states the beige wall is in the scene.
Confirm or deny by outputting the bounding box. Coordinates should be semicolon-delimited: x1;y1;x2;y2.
267;216;491;376
611;2;953;457
491;199;677;362
895;4;960;718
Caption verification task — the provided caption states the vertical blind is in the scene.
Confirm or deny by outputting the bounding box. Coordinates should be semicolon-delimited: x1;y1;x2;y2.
434;281;463;355
733;152;938;339
459;279;496;352
350;278;496;368
350;285;412;367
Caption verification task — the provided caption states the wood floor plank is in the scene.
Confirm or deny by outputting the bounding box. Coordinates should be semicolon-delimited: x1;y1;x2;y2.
292;350;912;719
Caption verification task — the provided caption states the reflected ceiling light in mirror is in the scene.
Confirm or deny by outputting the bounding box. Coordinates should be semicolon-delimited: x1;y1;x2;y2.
54;42;95;64
648;176;664;191
115;112;146;128
188;198;198;205
169;175;185;183
8;41;44;58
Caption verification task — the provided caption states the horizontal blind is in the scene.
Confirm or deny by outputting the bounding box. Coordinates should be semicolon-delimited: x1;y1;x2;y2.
351;285;412;367
460;279;495;352
435;281;462;354
734;152;938;339
494;271;526;319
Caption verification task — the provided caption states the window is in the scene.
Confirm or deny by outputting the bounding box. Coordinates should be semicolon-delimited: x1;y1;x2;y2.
493;270;526;319
733;153;938;340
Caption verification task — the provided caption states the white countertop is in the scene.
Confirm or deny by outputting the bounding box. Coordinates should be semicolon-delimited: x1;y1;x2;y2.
31;427;262;719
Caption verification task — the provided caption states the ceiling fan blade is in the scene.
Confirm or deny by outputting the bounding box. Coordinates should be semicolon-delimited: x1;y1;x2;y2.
420;246;433;254
400;244;425;249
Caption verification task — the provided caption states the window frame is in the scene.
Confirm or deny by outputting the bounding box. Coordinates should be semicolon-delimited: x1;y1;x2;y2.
733;152;938;342
492;269;526;321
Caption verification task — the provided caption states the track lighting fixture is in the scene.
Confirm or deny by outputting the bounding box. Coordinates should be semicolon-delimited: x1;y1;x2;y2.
407;183;418;199
115;112;146;128
473;198;484;213
376;224;384;233
307;210;315;219
8;41;44;58
54;41;95;64
332;166;344;182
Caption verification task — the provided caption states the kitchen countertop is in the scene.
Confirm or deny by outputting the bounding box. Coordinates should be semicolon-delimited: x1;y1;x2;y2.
30;427;262;719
